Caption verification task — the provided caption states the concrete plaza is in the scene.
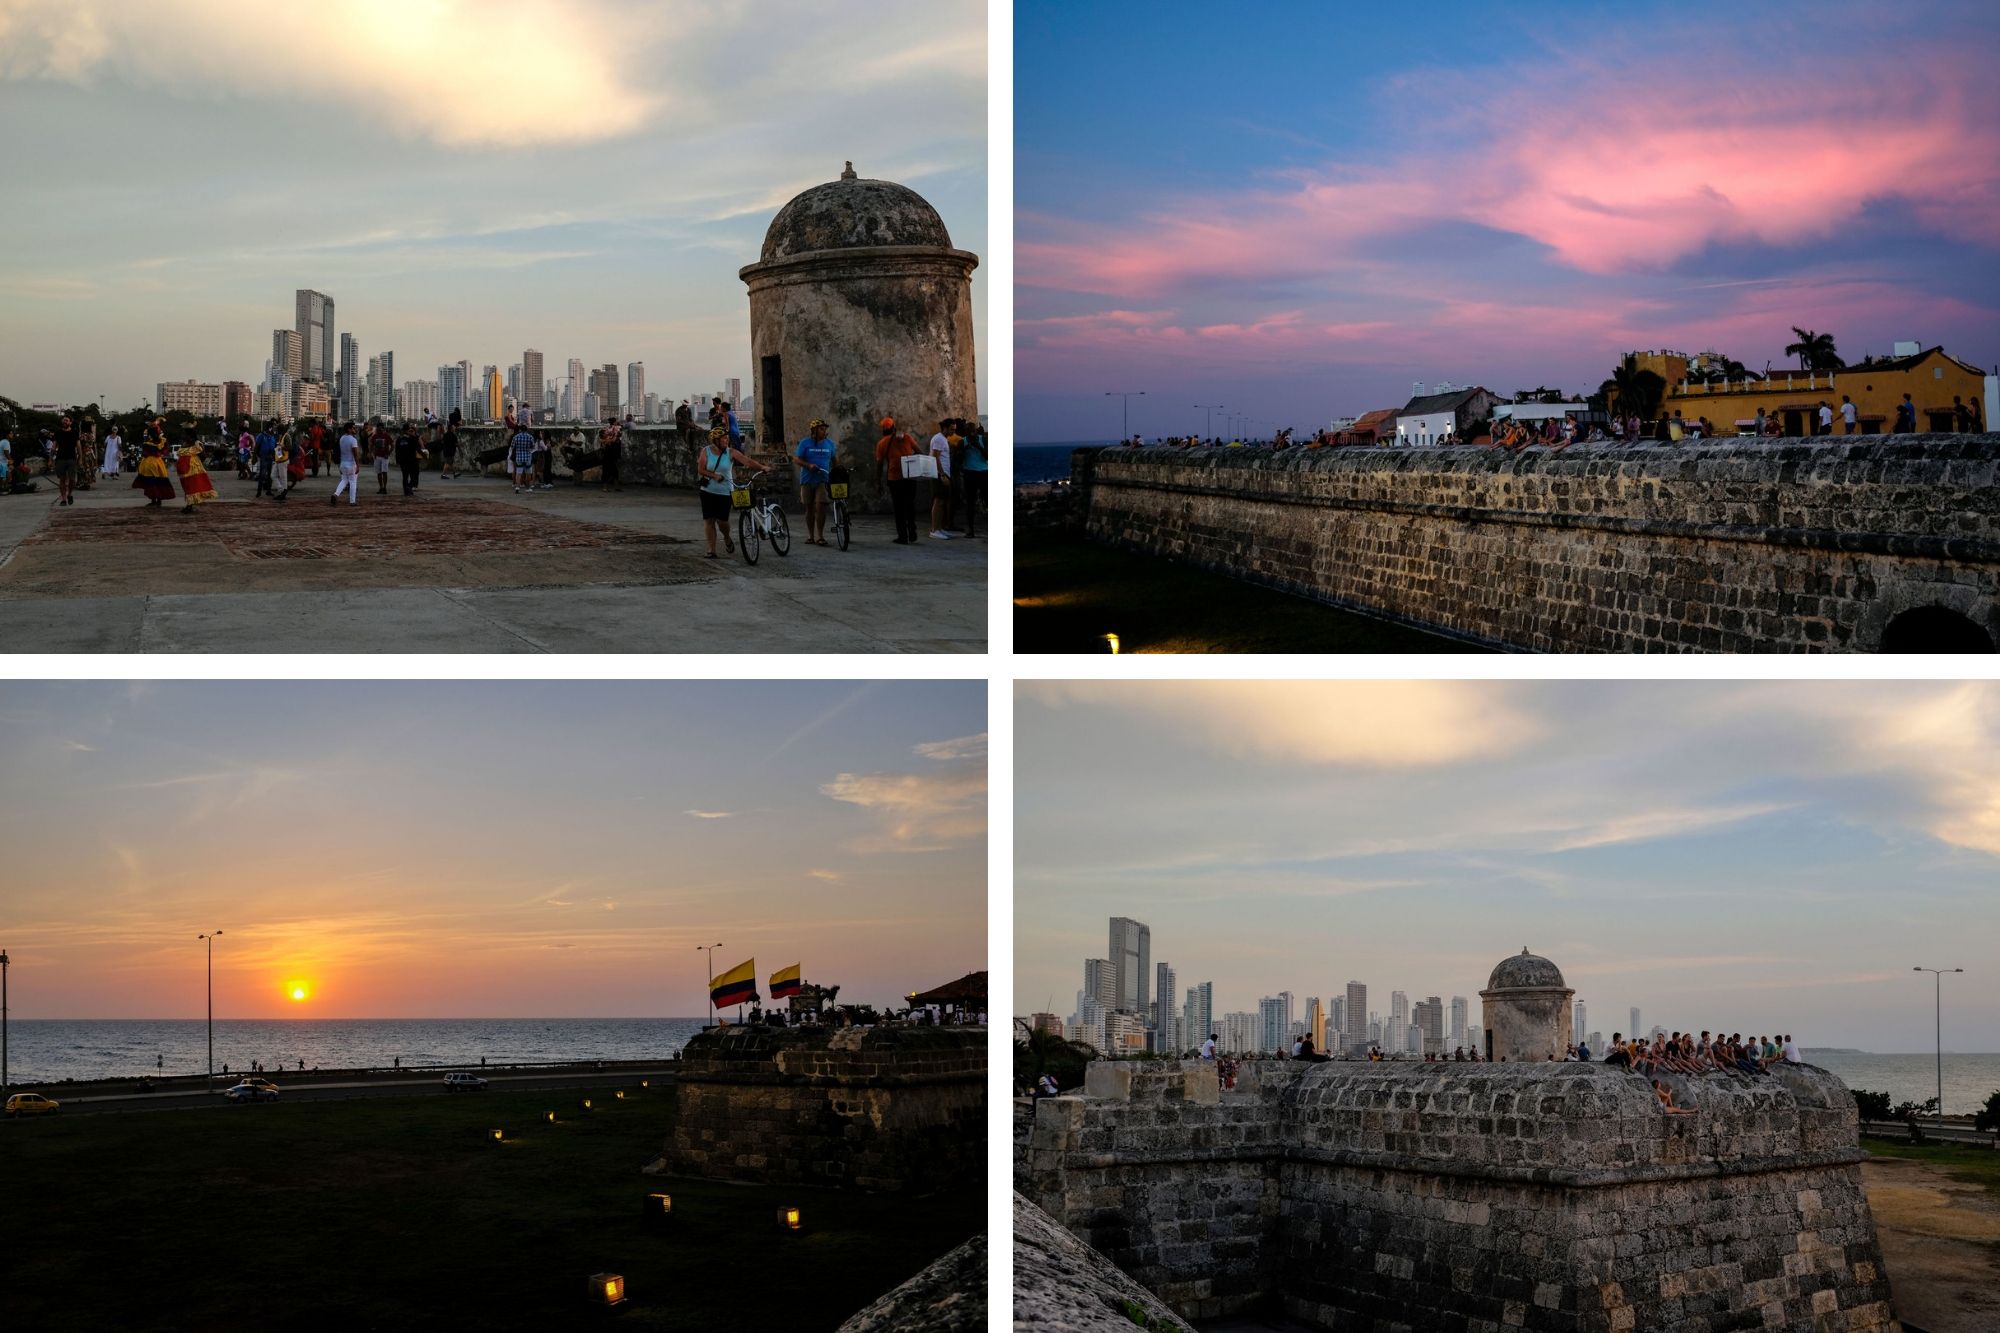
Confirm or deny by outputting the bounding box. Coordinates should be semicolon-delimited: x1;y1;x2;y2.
0;469;986;653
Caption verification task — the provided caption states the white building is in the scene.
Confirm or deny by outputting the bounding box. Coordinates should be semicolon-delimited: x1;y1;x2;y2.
1221;1011;1258;1055
155;379;225;417
1394;409;1458;447
627;361;645;416
567;358;584;422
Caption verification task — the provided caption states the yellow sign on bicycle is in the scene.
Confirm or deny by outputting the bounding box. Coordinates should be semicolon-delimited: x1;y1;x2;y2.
731;487;752;509
829;483;848;499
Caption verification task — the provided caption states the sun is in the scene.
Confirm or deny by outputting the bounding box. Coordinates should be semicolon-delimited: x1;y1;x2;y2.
286;981;310;1003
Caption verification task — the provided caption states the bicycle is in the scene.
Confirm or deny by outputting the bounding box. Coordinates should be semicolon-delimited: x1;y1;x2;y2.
827;471;851;551
734;477;790;564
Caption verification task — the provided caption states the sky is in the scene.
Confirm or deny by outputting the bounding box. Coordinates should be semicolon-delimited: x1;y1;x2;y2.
1015;0;2000;441
0;681;985;1019
1017;681;2000;1053
0;0;986;413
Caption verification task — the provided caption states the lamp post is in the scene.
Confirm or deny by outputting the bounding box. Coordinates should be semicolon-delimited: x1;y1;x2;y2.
1195;403;1224;440
1105;391;1145;442
198;931;223;1089
1913;966;1962;1125
695;943;723;1029
2;948;10;1096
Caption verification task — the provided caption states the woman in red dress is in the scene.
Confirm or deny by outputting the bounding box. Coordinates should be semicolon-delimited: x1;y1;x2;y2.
174;431;217;513
132;418;178;506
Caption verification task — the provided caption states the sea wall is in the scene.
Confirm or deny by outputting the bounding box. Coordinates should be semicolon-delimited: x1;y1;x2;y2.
668;1024;983;1194
1070;437;2000;652
1023;1060;1896;1331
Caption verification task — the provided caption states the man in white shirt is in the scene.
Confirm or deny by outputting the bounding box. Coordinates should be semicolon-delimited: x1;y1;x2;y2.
331;422;361;505
927;419;954;540
1840;396;1858;434
1817;401;1834;436
1200;1034;1217;1061
1781;1034;1801;1063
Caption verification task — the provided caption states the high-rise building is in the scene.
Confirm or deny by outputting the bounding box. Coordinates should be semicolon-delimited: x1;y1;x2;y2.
1306;997;1325;1049
1630;1007;1642;1040
1450;996;1470;1049
725;376;741;406
485;365;504;421
583;390;600;422
567;358;584;422
1108;918;1150;1015
544;382;557;415
291;379;329;421
364;355;382;419
507;364;521;404
401;380;439;419
1152;962;1177;1051
520;350;543;421
1082;959;1117;1011
223;380;252;421
627;361;644;416
559;382;574;421
602;363;620;418
1344;982;1368;1054
252;387;287;422
377;351;395;418
1330;995;1346;1039
1030;1013;1063;1036
1389;991;1410;1054
294;289;334;382
1417;996;1444;1056
643;391;660;423
272;328;303;385
439;364;466;421
1258;997;1287;1053
155;379;225;416
1467;1023;1484;1058
1221;1011;1257;1055
1184;982;1213;1049
339;333;360;419
1574;1001;1588;1046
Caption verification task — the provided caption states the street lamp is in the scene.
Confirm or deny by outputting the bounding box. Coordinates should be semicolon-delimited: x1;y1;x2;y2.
1195;403;1224;440
1105;391;1145;442
198;931;223;1089
1913;966;1962;1125
2;947;10;1096
695;943;723;1029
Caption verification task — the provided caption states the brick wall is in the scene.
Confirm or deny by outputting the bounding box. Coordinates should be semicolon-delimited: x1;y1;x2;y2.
1072;437;2000;651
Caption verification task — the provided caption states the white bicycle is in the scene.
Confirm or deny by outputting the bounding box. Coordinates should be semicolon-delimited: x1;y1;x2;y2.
734;478;790;565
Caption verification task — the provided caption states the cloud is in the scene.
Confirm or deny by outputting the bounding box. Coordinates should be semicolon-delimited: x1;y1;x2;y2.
0;0;660;148
1542;802;1799;853
805;869;842;882
1021;681;1541;767
682;809;734;820
913;733;988;762
820;767;986;852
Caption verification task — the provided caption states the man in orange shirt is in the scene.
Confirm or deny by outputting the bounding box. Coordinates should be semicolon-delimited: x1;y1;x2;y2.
874;415;920;544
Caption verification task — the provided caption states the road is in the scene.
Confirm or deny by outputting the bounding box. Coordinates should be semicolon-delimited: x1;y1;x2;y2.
15;1068;678;1117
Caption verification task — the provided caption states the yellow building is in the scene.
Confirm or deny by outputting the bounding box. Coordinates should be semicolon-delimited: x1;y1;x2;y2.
1628;345;1989;437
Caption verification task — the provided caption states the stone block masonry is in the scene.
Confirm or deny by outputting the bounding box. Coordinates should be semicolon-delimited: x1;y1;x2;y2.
1024;1060;1897;1331
668;1024;983;1194
1070;436;2000;651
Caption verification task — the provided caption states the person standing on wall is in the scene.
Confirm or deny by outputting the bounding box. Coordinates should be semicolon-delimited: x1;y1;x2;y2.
875;416;920;545
927;418;954;540
959;416;986;539
794;418;836;546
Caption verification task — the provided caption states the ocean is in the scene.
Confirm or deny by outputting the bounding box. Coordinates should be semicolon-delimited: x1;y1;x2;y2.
1804;1051;2000;1116
3;1017;709;1085
1017;442;1108;485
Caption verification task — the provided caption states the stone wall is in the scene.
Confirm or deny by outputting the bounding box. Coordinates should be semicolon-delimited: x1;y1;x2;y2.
1023;1059;1897;1331
667;1024;983;1194
1070;436;2000;651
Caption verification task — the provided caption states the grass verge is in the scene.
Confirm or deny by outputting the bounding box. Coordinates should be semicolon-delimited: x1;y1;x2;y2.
1863;1134;2000;1203
2;1085;981;1331
1013;527;1487;654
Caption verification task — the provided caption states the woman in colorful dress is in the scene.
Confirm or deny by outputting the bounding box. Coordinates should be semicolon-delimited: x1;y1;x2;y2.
133;418;178;507
285;424;308;494
174;430;217;513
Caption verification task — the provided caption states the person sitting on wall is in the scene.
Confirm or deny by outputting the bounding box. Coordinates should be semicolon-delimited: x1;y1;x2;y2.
1035;1073;1059;1098
1654;1080;1696;1115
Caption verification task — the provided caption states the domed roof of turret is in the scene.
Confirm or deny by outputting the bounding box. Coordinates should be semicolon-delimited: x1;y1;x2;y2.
760;162;953;262
1486;948;1566;991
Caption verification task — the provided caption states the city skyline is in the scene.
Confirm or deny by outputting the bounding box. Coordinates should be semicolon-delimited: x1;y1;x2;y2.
0;0;986;412
1016;0;2000;439
1017;681;2000;1053
0;682;986;1020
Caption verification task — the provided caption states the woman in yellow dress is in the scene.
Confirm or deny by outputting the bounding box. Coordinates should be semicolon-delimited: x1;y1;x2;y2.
173;429;217;513
133;418;177;506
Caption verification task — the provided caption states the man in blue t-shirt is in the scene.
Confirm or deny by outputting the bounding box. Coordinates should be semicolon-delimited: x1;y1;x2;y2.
794;419;837;546
254;422;279;497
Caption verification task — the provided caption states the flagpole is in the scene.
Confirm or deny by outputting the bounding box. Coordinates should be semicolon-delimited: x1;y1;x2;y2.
696;942;722;1030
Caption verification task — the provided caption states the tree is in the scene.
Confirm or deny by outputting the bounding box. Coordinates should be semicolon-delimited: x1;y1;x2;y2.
1783;327;1845;372
1852;1088;1892;1122
1014;1024;1100;1094
1891;1096;1938;1144
1975;1089;2000;1142
1601;355;1666;424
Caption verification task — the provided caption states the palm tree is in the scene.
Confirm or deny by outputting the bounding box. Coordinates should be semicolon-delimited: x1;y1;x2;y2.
1014;1025;1103;1094
1783;328;1845;372
1601;355;1666;423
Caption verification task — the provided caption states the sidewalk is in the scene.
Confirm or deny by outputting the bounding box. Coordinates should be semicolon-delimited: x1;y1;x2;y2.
0;469;986;652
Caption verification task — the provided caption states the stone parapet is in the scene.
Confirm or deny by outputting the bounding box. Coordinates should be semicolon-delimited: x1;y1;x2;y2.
1072;436;2000;651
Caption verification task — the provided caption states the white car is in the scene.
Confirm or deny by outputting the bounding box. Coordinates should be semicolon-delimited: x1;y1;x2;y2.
443;1072;489;1092
223;1080;280;1103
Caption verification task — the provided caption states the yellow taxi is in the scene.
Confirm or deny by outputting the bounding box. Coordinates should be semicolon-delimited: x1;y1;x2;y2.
4;1092;61;1118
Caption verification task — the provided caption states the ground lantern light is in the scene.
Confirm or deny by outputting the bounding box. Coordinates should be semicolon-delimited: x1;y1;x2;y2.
546;1110;557;1124
777;1205;802;1232
489;1128;503;1143
614;1090;626;1100
642;1193;673;1227
587;1273;626;1309
580;1096;593;1110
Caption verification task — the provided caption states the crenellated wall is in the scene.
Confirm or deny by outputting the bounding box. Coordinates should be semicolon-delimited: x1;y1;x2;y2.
1022;1060;1897;1331
1069;437;2000;652
668;1024;983;1194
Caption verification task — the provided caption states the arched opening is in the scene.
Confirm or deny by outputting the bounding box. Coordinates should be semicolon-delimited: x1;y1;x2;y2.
1880;606;1995;653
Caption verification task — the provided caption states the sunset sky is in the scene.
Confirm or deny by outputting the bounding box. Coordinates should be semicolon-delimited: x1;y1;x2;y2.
0;0;985;411
1016;0;2000;440
1017;681;2000;1053
0;682;985;1019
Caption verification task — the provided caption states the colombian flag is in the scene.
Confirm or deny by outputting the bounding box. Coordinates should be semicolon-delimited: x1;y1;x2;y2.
710;958;757;1010
770;964;802;1000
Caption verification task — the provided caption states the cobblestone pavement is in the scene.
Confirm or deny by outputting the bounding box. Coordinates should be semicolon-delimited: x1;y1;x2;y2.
0;469;986;652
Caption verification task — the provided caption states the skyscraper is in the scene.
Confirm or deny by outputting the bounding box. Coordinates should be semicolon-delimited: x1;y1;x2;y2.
567;358;584;422
485;365;503;421
1450;996;1469;1048
521;350;544;423
507;364;521;404
1306;997;1325;1049
602;363;620;418
643;392;660;423
294;289;334;382
272;328;303;385
1153;961;1176;1051
364;355;381;419
1082;959;1117;1011
1258;996;1287;1053
1389;990;1410;1055
1574;1001;1588;1046
1344;982;1368;1054
338;333;360;419
438;364;466;421
1108;917;1150;1015
1417;996;1444;1056
1330;995;1346;1039
627;361;644;416
725;376;741;407
1184;981;1213;1048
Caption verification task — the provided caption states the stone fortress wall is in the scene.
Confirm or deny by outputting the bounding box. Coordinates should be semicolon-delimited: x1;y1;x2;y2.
1019;1059;1896;1331
1066;435;2000;651
668;1024;983;1194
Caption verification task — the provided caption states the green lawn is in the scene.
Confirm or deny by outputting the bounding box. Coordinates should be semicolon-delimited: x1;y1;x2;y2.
1014;527;1488;654
2;1087;981;1331
1862;1134;2000;1202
